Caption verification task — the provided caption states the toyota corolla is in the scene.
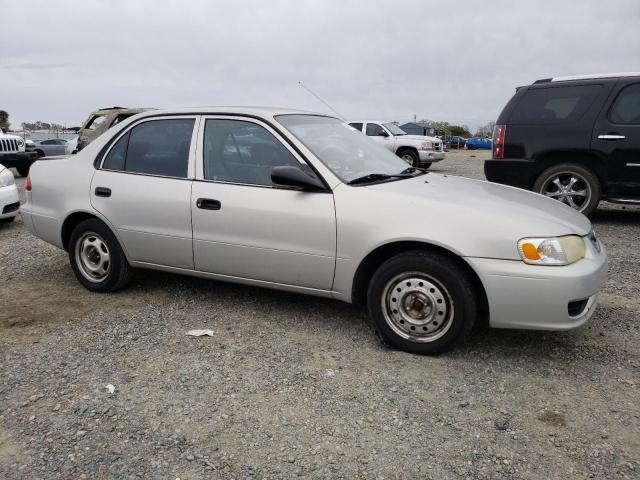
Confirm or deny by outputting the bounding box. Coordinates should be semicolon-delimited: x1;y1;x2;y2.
21;108;607;354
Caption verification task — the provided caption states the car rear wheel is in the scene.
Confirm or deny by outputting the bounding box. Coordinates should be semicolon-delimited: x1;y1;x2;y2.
69;219;132;292
397;149;419;168
367;250;476;355
533;163;600;216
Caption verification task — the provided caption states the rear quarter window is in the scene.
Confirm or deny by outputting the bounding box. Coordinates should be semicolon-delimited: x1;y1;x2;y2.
509;85;602;125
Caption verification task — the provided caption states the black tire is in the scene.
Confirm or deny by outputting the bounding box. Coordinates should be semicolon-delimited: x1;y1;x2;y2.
68;219;132;292
36;150;45;158
397;149;420;168
422;162;432;170
533;163;600;216
17;165;30;177
367;250;477;355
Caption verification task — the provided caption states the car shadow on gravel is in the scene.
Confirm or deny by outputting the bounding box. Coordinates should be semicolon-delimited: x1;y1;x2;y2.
591;204;640;223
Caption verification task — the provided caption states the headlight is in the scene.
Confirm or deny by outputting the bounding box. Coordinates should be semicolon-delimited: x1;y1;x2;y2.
0;168;15;187
517;235;585;265
420;141;433;150
16;138;25;147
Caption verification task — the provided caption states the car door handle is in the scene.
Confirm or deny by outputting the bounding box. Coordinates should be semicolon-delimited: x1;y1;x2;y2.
95;187;111;197
196;198;221;210
597;134;626;140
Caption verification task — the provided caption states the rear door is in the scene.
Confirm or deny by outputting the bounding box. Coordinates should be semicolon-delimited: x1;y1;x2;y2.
90;116;198;269
592;80;640;197
191;116;336;290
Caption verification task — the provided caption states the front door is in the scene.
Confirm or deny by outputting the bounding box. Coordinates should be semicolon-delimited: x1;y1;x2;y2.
90;116;198;269
191;117;336;290
592;81;640;198
365;123;395;152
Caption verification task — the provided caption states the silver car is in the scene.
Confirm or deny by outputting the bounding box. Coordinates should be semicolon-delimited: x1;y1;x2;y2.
21;108;608;355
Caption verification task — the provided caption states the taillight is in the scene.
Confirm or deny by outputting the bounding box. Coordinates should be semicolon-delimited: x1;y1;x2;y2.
492;124;506;159
25;175;32;191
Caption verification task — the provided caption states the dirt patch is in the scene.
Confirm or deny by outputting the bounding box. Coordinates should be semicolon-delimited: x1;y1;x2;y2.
537;410;567;427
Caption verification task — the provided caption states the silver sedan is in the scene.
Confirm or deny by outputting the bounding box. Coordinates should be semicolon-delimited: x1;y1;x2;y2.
21;108;607;355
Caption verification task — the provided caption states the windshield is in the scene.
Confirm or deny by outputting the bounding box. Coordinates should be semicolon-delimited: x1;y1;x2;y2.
276;115;412;184
383;123;407;135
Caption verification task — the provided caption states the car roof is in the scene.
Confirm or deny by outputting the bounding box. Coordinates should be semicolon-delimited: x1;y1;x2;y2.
131;106;334;119
348;120;392;124
534;72;640;84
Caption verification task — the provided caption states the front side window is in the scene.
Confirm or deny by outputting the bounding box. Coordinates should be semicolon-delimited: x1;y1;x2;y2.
510;85;602;124
609;83;640;124
203;119;300;186
365;123;385;136
277;115;411;183
349;122;363;132
101;119;194;178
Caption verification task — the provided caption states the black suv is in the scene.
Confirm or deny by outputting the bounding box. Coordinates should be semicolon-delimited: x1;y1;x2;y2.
485;73;640;215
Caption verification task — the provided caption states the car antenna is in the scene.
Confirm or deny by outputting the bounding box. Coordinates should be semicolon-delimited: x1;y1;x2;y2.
298;81;345;120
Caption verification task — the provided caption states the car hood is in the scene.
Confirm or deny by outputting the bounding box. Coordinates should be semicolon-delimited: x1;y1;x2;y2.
351;173;592;260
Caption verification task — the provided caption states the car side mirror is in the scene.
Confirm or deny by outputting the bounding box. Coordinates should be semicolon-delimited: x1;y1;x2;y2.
271;165;325;191
378;131;389;137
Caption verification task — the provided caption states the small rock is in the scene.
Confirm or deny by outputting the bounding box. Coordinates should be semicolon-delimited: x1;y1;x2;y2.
459;401;470;408
294;466;304;476
52;404;61;412
185;454;194;461
600;431;609;439
494;418;510;431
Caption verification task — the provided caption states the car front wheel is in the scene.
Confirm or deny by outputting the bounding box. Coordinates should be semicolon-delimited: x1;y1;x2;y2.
533;163;600;216
367;250;477;355
397;149;420;168
69;219;132;292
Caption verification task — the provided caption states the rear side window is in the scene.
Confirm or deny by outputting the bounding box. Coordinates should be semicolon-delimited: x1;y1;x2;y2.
509;85;602;124
86;115;107;130
349;122;363;132
609;83;640;124
102;119;194;178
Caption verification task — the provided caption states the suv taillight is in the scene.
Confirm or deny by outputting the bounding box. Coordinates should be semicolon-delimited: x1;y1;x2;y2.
492;124;506;159
25;175;32;191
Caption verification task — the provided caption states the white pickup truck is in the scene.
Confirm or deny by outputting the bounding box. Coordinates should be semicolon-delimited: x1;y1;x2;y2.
349;121;445;168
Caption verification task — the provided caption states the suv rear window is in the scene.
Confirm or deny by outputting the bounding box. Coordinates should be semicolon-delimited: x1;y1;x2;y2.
509;85;602;124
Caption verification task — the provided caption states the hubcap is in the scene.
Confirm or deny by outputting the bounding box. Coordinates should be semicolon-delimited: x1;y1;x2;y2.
381;273;454;343
75;232;111;283
401;154;414;165
541;172;591;211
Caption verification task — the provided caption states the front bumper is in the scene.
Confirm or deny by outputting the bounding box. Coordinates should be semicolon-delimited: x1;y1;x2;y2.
419;151;445;163
0;184;20;219
466;239;607;330
0;151;38;169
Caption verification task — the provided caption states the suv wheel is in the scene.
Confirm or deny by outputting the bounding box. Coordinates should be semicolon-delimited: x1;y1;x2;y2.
69;219;132;292
397;149;419;168
533;163;600;216
367;250;476;355
17;165;30;177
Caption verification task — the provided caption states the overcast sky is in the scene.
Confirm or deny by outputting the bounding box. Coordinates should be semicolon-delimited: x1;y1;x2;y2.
1;0;639;131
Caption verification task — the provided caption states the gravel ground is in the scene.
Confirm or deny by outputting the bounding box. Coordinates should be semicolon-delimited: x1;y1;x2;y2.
1;151;639;479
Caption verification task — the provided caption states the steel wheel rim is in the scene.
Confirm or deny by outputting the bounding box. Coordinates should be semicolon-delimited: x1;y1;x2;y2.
541;172;591;212
75;232;111;283
401;154;414;165
381;272;454;343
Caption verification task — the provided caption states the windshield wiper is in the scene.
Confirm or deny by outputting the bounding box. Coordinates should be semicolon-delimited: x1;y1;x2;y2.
348;172;414;185
399;167;428;175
